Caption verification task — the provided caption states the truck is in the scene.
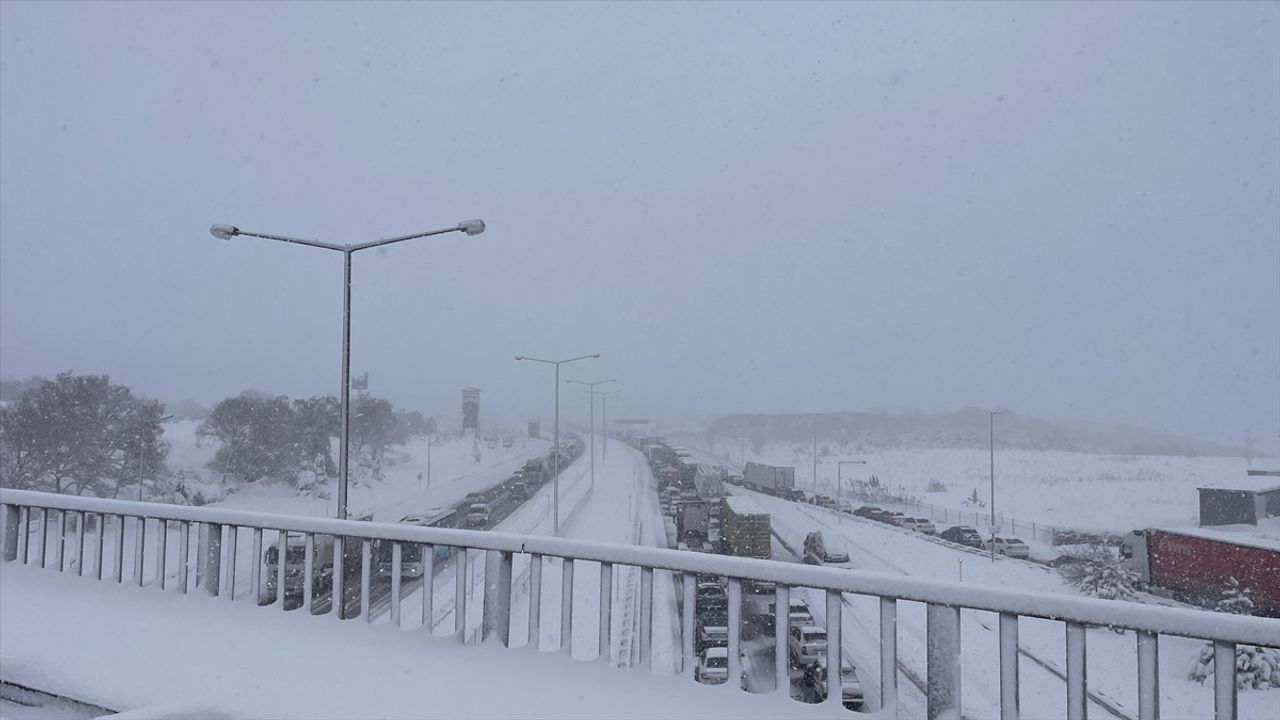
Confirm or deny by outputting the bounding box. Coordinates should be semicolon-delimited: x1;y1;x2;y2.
677;500;712;542
720;495;772;560
742;462;795;498
1121;527;1280;617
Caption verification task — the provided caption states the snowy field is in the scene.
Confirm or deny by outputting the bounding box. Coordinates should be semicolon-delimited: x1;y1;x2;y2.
703;441;1265;535
164;419;551;521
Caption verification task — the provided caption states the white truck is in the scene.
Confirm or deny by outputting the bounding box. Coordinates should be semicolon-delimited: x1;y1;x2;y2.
743;462;796;498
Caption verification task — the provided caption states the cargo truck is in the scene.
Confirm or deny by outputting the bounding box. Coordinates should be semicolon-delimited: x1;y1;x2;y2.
1121;527;1280;617
721;495;772;560
742;462;796;498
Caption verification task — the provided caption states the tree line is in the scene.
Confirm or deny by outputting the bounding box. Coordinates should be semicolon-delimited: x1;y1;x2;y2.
1;373;433;501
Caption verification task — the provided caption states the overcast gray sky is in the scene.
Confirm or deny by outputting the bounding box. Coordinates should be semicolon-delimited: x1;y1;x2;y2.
1;1;1277;444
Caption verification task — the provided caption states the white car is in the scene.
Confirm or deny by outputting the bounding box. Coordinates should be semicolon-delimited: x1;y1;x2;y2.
696;647;729;684
902;517;936;534
987;535;1030;558
789;625;829;665
836;498;856;513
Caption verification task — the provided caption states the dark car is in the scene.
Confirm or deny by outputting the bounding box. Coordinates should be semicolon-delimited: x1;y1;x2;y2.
939;525;984;548
853;506;882;519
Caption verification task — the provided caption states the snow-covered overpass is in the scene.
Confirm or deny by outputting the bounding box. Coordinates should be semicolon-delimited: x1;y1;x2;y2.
1;480;1275;720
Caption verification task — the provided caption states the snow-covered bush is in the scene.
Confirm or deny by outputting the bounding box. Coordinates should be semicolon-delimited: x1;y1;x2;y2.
1057;545;1136;600
1188;644;1280;690
1214;577;1256;616
926;479;948;493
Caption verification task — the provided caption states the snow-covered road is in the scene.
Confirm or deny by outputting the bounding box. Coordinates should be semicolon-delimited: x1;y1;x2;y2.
733;486;1274;720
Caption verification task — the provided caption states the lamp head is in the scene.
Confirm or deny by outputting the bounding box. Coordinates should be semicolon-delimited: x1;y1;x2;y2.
209;224;239;241
458;219;486;236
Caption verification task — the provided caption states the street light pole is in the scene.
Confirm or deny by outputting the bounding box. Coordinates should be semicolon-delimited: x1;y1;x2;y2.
211;219;485;520
516;354;599;535
566;379;616;494
599;390;620;465
990;410;1002;562
813;416;819;492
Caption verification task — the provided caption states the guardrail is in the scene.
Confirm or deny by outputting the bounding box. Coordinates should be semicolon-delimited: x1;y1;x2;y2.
3;488;1276;720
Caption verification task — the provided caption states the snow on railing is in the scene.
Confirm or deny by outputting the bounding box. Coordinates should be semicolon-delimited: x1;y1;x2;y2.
3;488;1276;720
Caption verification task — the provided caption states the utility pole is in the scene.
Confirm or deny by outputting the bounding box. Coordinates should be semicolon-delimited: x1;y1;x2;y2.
813;416;819;491
990;410;1002;562
599;390;620;465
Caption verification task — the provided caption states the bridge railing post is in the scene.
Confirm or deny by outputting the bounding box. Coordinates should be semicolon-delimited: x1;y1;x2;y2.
2;504;18;562
203;522;221;596
483;550;513;646
926;602;961;720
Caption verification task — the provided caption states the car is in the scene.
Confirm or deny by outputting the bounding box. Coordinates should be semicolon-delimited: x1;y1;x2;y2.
763;598;815;632
901;517;936;534
879;511;905;526
789;625;829;665
695;647;729;684
465;503;491;528
836;498;856;514
697;582;728;612
987;535;1031;558
939;525;984;548
838;661;865;710
1051;553;1085;568
853;506;881;519
696;611;729;651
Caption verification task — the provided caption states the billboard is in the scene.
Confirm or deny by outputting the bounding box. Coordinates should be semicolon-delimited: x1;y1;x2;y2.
462;387;480;433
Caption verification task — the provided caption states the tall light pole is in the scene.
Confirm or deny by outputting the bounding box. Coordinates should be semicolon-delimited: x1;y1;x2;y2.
598;390;621;465
813;416;820;492
990;410;1002;562
515;354;599;535
567;379;615;493
211;219;485;520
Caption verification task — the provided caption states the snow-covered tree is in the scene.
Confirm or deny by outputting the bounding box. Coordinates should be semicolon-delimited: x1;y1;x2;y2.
1188;644;1280;690
1057;545;1137;600
1186;576;1277;690
0;373;169;498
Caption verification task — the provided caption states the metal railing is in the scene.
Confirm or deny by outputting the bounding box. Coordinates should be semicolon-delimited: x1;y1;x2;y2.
2;488;1276;720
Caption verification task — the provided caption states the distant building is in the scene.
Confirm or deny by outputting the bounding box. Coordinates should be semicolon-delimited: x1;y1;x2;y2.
461;387;480;436
528;419;540;438
1198;474;1280;527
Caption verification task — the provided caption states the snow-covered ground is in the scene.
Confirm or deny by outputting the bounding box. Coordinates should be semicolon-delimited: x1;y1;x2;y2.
0;562;844;719
701;441;1270;536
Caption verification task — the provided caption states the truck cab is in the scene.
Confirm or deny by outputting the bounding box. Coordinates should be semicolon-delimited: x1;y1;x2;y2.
466;503;492;528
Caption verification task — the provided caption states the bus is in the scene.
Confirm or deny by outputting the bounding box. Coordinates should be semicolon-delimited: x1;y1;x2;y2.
374;508;459;578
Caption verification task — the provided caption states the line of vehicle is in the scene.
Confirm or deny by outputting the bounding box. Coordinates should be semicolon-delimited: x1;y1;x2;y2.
793;504;1138;720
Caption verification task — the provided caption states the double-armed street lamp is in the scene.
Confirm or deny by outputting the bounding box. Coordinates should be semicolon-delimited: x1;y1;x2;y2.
515;354;599;535
210;219;486;520
566;379;615;493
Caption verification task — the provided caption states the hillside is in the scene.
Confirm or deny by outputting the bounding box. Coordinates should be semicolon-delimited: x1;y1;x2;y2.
701;408;1251;458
